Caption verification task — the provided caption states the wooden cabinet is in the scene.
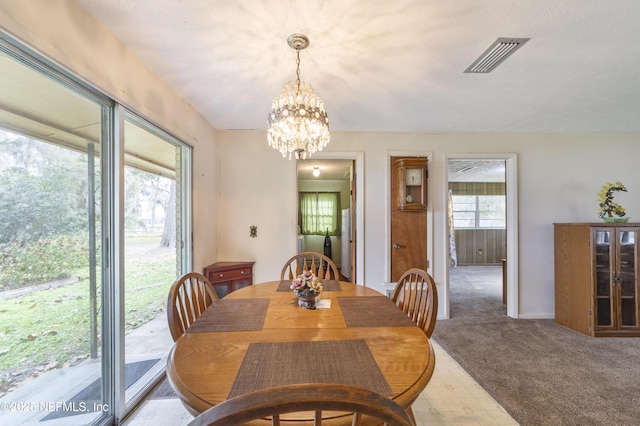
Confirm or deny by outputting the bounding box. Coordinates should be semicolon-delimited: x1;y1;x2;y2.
554;223;640;337
203;261;255;298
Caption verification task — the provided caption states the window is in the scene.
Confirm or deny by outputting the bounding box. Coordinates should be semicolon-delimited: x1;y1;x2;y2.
452;195;505;229
299;192;341;236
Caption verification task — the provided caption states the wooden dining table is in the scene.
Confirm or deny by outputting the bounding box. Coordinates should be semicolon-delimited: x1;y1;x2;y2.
166;280;436;424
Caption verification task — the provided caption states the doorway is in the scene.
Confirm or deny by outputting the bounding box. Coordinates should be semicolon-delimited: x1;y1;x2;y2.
296;154;363;283
446;155;519;319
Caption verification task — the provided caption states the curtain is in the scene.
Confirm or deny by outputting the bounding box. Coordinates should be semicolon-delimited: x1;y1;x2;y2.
299;192;341;236
448;189;458;267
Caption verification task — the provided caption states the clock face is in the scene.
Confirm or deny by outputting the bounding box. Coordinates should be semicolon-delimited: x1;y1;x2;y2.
406;168;422;186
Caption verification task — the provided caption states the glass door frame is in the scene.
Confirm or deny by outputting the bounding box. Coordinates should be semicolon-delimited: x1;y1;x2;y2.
116;109;193;420
593;226;639;332
0;33;194;425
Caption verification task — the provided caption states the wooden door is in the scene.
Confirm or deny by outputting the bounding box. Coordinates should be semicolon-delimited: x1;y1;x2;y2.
390;156;428;281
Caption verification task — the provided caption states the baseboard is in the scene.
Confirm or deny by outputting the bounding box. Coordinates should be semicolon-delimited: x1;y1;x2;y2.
517;313;555;319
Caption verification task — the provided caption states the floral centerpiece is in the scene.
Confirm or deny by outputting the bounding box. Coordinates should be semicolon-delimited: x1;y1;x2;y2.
290;271;323;308
598;181;628;222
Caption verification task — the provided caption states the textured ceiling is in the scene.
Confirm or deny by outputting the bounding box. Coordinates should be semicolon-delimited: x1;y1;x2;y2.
448;160;505;183
76;0;640;133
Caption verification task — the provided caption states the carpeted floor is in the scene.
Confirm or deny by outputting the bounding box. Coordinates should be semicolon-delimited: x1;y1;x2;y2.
432;265;640;426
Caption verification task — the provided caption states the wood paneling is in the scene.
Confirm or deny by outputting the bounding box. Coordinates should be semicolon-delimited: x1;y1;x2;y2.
454;229;506;264
450;182;505;196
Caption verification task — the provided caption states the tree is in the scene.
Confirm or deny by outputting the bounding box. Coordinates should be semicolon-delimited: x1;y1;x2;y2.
0;133;88;245
160;180;176;247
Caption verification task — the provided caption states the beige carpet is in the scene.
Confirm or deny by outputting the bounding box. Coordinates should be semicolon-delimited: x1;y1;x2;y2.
432;265;640;426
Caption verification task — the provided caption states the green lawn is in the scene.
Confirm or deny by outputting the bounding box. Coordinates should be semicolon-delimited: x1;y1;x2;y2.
0;237;176;395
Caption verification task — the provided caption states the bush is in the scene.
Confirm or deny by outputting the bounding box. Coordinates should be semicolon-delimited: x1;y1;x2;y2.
0;234;91;290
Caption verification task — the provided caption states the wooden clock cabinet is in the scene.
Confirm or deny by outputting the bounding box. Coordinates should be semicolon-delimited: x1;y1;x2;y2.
203;261;255;298
390;156;428;281
554;223;640;337
393;157;427;211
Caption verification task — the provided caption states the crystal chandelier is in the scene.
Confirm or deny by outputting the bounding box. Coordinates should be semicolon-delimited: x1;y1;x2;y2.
267;34;330;160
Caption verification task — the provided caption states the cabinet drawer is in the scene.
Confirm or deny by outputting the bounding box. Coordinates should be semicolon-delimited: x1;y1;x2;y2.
208;267;252;283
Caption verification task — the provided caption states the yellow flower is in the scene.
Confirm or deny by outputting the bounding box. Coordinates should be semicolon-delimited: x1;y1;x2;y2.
597;182;627;218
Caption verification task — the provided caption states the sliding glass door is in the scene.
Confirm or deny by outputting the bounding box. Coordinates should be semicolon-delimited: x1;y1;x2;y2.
121;114;189;411
0;41;111;425
0;36;192;425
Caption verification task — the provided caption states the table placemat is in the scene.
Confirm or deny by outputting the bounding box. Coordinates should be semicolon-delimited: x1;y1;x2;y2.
320;279;342;291
276;280;294;292
338;296;416;327
228;339;392;398
276;279;342;292
186;298;269;333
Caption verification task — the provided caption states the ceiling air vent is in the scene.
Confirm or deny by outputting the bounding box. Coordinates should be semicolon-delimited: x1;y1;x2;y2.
464;37;530;73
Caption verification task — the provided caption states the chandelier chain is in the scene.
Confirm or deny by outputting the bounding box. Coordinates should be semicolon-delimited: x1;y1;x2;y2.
295;48;301;94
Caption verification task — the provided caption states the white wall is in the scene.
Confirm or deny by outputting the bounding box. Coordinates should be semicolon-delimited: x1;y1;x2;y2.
0;0;219;271
218;131;640;318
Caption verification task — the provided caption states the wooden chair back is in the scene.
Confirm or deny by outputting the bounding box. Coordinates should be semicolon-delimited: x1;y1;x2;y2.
187;383;415;426
391;268;438;337
167;272;218;341
280;251;339;280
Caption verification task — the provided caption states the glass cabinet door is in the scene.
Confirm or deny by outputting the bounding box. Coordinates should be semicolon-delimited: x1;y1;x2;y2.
595;230;613;327
594;228;639;331
617;229;638;328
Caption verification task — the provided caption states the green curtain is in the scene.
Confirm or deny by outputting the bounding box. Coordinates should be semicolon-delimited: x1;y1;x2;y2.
299;192;341;236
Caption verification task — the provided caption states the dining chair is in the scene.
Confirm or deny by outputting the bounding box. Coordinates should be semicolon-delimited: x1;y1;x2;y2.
187;383;415;426
167;272;218;341
391;268;438;338
280;251;340;280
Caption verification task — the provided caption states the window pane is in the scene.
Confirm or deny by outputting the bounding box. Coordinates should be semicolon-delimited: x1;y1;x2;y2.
479;195;505;212
0;47;107;424
454;210;475;227
452;194;506;229
452;195;476;211
123;117;182;408
452;195;476;228
479;195;506;228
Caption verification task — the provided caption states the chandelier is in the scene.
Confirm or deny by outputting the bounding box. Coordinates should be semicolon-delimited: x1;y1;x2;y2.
267;34;330;160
